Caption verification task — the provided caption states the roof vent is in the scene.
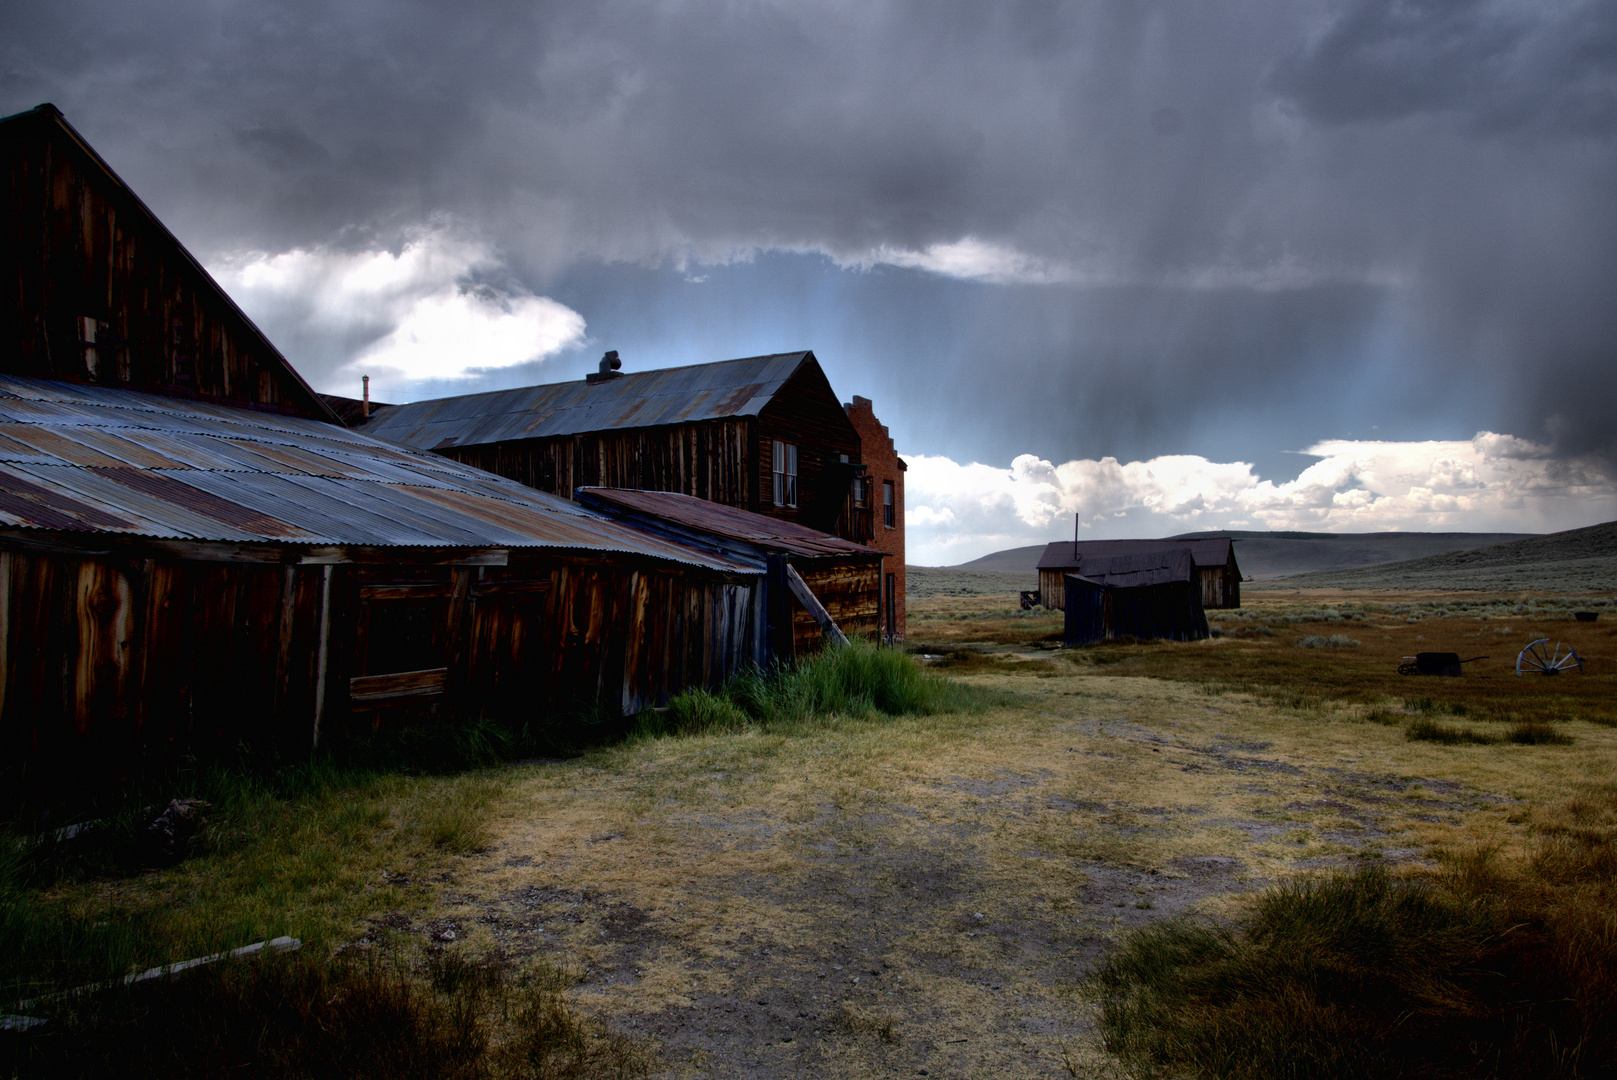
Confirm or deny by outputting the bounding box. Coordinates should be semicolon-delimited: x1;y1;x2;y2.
586;350;623;384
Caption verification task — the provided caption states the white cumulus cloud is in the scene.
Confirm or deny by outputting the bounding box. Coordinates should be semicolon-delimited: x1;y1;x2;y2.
904;435;1616;565
213;225;586;398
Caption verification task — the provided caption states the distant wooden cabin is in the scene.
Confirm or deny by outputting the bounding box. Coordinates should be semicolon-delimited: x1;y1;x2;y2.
358;351;876;544
1062;550;1211;645
575;487;883;660
1037;537;1241;611
0;105;774;815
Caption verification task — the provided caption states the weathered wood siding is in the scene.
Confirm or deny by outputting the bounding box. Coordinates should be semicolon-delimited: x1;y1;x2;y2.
755;362;863;535
0;109;331;419
438;418;754;506
1039;568;1067;611
1063;575;1210;645
793;558;881;655
0;539;763;815
0;549;331;813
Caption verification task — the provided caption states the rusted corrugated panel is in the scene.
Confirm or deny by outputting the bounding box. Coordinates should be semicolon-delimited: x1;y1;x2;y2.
359;352;809;450
1037;537;1235;571
576;487;879;558
0;374;763;571
1070;548;1197;588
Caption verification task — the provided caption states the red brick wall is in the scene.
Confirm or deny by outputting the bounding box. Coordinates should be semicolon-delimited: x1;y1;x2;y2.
844;396;905;639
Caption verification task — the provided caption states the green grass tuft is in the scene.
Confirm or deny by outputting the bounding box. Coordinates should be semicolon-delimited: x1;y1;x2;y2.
1507;721;1575;746
643;641;990;739
1;951;648;1079
1406;718;1499;745
1091;863;1617;1079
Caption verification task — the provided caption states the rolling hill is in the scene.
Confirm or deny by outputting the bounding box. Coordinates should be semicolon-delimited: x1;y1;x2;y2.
1274;520;1617;591
945;531;1537;580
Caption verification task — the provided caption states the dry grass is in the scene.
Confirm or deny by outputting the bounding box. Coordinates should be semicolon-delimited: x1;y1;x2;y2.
5;584;1615;1077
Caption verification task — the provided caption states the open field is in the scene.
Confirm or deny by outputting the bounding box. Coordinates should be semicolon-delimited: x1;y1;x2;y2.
5;577;1617;1077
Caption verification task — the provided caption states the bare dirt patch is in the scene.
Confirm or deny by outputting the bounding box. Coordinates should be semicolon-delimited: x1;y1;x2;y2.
394;670;1617;1079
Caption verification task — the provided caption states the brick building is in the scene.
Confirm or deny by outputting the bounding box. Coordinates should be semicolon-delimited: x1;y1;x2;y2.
845;396;906;639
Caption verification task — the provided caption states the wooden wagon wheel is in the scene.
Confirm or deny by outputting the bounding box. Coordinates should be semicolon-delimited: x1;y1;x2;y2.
1516;638;1584;676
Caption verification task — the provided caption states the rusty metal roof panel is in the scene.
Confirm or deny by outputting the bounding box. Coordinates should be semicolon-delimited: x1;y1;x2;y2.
1066;549;1198;588
1038;538;1236;571
575;488;880;559
359;352;811;450
0;375;761;571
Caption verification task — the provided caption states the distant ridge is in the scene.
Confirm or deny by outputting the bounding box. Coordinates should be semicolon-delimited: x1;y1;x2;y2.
1276;520;1617;591
945;531;1537;579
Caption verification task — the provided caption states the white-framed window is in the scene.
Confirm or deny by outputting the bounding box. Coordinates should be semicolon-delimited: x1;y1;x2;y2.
883;479;895;527
772;440;798;507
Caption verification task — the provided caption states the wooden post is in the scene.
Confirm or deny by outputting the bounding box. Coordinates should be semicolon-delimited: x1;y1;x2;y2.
311;565;332;749
784;564;848;646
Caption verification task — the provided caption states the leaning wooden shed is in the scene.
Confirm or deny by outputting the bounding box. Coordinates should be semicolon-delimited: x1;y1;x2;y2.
1062;549;1211;646
574;487;883;661
1038;537;1241;611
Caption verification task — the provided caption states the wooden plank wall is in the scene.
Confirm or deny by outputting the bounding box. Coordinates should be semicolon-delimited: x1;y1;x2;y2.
755;364;862;535
438;419;754;505
793;558;881;655
0;543;765;814
0;550;332;814
0;113;329;418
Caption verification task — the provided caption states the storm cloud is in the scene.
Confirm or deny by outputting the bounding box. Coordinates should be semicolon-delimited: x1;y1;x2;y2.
4;0;1614;549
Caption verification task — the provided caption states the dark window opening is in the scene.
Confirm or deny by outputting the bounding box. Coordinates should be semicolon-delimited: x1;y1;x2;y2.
883;480;895;527
361;600;448;675
772;440;798;507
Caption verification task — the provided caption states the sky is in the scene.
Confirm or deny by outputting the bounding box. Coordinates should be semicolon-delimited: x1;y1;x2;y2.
5;0;1615;563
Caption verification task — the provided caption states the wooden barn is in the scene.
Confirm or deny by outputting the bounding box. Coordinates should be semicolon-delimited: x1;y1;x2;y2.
1037;537;1242;611
0;104;771;814
574;487;883;661
356;351;877;544
1062;549;1211;645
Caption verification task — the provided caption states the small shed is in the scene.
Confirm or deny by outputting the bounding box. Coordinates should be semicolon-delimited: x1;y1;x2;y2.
1062;549;1211;645
1038;537;1241;611
574;487;882;661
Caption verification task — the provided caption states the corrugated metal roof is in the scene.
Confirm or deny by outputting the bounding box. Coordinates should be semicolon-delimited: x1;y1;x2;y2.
1037;537;1237;572
0;375;757;572
358;352;812;450
576;487;880;559
1065;548;1198;588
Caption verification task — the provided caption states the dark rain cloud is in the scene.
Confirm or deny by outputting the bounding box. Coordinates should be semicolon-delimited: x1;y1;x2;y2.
2;0;1614;470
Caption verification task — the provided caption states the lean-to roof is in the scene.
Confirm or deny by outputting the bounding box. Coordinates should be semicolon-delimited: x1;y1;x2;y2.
1064;548;1198;589
576;487;880;560
1037;537;1237;573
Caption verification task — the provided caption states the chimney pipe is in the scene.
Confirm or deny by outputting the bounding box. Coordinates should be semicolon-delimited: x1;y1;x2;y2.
362;375;370;419
1074;511;1080;548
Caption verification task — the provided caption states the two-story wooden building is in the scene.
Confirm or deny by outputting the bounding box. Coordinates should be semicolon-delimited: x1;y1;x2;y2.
357;351;872;537
358;352;909;638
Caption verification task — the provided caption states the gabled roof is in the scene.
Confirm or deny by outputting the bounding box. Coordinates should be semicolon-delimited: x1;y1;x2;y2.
576;487;880;561
1038;537;1238;573
1064;548;1197;588
0;375;755;571
0;104;341;425
358;352;819;450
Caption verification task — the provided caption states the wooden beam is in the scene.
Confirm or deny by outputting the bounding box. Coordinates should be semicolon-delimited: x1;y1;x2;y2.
349;667;448;706
783;563;848;646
